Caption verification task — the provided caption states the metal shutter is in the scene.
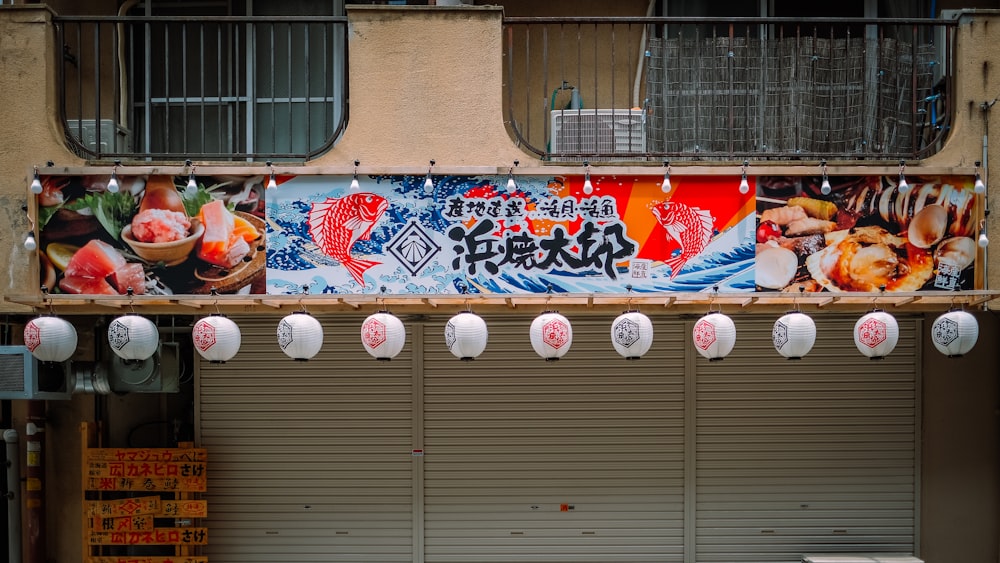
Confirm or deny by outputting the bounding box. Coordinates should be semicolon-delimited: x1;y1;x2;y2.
694;315;920;563
197;315;415;563
422;316;686;563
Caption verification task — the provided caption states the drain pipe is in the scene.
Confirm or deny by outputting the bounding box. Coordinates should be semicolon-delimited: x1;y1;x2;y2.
4;429;20;563
632;0;657;109
25;402;45;563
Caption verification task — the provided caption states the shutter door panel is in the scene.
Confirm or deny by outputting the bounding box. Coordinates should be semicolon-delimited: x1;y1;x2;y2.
423;317;686;563
695;315;919;563
198;316;414;563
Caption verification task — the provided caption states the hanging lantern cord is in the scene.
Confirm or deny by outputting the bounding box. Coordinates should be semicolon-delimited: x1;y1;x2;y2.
378;285;388;312
625;284;634;312
210;286;221;314
710;285;720;313
126;287;136;313
40;285;54;316
458;281;472;312
299;285;310;313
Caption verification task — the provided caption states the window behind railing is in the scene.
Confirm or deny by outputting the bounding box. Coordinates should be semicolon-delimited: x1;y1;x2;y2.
55;15;348;161
504;17;955;162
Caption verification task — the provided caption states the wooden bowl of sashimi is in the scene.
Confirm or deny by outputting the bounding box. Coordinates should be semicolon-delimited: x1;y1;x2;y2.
192;212;266;293
121;220;205;266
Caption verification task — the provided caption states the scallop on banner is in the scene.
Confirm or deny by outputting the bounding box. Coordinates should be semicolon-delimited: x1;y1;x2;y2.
930;309;979;357
361;311;406;361
693;311;736;361
530;311;572;361
611;311;653;360
772;311;816;359
445;311;488;360
854;310;899;359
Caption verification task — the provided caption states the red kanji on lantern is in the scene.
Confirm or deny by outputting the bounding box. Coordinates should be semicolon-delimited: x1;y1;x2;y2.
693;318;717;350
856;317;887;348
362;318;387;348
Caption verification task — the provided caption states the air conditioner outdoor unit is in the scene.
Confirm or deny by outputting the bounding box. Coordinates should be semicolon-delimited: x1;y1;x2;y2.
0;346;74;400
68;119;131;153
550;109;646;160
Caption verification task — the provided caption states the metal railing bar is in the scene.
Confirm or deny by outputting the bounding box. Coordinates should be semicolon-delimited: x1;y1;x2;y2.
54;15;347;23
504;16;956;26
181;22;189;155
93;24;102;154
304;23;311;156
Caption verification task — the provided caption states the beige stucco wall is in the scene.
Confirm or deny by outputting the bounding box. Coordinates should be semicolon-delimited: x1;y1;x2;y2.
0;4;998;563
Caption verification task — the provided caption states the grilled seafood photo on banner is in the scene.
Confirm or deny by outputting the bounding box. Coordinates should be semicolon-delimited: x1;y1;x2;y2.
755;175;980;292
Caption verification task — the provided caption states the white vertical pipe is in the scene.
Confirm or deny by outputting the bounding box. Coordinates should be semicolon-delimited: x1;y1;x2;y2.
4;429;20;563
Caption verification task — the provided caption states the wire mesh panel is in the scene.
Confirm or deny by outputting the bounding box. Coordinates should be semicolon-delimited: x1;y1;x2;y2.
645;26;942;159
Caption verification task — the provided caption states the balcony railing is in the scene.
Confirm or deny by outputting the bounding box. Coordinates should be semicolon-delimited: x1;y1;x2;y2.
54;15;348;161
504;17;956;162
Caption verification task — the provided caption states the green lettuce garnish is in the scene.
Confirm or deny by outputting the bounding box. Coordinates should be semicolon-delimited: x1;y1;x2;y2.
63;191;137;241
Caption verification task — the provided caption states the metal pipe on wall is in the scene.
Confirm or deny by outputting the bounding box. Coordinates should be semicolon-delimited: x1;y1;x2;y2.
25;402;44;563
4;429;20;563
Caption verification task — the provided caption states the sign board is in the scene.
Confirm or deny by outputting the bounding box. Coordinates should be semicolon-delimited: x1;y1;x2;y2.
38;173;982;297
82;431;208;560
88;528;208;545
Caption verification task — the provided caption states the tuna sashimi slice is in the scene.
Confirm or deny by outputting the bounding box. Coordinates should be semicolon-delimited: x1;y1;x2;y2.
64;240;127;279
111;262;146;295
197;199;235;264
59;275;118;295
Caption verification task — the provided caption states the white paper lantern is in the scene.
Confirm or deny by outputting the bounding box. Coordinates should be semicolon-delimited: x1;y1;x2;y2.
23;316;78;363
362;311;406;360
772;311;816;359
931;310;979;357
278;312;324;360
693;311;736;361
445;311;488;360
854;310;899;359
611;310;653;360
530;311;573;361
107;314;159;361
192;315;242;363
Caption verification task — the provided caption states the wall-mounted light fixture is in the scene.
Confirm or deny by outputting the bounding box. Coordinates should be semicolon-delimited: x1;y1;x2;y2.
820;160;831;195
897;160;910;194
738;160;750;194
23;204;36;251
107;160;121;193
424;160;436;193
506;160;519;192
266;161;277;190
974;161;986;194
186;159;198;192
582;161;594;195
350;160;361;191
30;166;43;195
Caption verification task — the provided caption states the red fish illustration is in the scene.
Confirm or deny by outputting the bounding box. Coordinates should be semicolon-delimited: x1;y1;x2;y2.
308;192;389;285
651;201;715;279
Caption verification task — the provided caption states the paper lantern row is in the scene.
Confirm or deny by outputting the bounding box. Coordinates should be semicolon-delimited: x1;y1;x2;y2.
22;309;980;366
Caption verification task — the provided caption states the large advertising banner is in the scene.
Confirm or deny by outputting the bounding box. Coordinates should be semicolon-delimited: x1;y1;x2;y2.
265;174;755;294
755;175;979;292
33;172;979;296
36;174;266;296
